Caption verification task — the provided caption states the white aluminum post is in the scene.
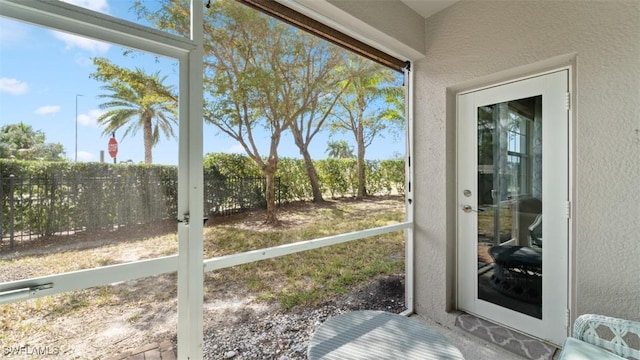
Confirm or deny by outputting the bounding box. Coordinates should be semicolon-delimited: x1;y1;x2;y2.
401;63;415;316
177;1;204;358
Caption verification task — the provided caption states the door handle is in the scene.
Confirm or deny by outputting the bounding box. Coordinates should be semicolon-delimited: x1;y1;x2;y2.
461;205;483;213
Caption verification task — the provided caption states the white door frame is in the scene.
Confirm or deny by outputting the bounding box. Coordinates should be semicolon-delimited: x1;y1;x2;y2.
456;69;572;345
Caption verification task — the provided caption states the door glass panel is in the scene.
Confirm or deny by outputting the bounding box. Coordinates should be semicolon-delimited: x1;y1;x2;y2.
476;95;543;319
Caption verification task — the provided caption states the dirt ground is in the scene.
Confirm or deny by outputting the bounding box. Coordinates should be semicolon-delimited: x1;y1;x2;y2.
0;196;406;359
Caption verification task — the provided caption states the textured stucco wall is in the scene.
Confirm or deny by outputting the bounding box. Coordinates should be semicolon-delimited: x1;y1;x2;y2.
413;1;640;326
327;0;426;55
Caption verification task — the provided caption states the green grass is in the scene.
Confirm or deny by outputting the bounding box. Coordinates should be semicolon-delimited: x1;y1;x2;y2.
203;199;405;309
1;197;405;342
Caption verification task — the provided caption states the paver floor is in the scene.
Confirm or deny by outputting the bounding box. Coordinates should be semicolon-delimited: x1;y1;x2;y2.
105;340;175;360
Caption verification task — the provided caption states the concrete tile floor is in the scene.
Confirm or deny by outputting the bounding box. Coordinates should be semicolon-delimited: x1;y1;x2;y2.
110;313;561;359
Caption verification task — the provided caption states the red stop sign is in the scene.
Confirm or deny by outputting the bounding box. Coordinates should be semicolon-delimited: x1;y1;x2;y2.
108;137;118;158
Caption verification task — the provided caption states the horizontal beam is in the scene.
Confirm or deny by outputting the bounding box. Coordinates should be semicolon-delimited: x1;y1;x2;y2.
239;0;407;72
0;255;178;305
0;222;410;304
204;222;410;272
0;0;194;59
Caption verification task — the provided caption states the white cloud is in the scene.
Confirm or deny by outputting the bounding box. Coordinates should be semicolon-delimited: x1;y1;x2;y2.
62;0;110;14
77;109;105;127
0;78;28;95
73;54;94;66
35;105;61;115
77;151;94;162
226;144;246;154
53;31;111;54
50;1;111;53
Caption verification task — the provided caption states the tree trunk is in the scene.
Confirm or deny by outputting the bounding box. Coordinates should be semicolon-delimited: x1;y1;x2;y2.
143;117;153;164
301;148;324;203
356;122;367;199
291;125;324;203
264;160;279;225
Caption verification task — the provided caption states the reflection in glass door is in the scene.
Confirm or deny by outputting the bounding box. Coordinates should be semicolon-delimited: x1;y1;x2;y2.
476;96;543;319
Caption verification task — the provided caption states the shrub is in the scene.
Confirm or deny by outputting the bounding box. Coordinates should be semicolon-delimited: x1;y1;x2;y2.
1;155;404;243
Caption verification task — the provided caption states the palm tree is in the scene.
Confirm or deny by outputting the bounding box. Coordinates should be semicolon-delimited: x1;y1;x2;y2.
332;54;403;198
95;71;177;164
326;140;355;159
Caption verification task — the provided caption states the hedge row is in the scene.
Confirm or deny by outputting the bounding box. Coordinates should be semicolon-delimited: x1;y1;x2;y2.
1;154;404;242
0;161;178;242
201;153;405;200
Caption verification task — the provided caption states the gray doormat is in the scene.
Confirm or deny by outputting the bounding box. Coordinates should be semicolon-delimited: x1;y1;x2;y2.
455;313;558;360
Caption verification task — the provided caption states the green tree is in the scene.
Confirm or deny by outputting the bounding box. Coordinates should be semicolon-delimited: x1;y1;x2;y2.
134;0;345;222
332;54;404;198
90;58;177;164
0;123;65;161
325;140;355;159
203;0;290;224
288;35;348;203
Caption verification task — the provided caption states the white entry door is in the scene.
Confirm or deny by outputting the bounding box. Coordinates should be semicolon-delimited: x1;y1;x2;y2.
457;70;570;345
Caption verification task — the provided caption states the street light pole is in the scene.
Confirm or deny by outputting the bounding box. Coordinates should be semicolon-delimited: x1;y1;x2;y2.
75;94;83;162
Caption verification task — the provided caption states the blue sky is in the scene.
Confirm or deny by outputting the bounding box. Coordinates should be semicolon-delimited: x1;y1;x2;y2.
0;0;405;165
